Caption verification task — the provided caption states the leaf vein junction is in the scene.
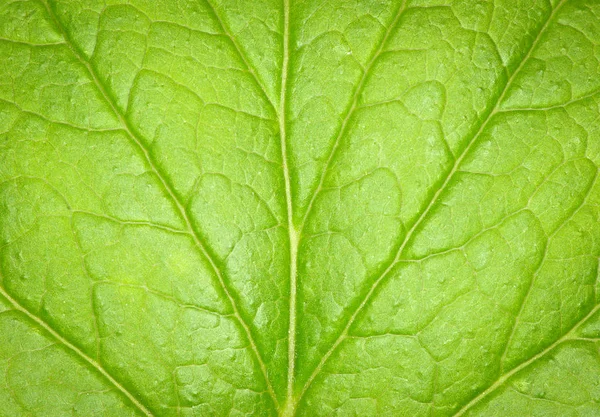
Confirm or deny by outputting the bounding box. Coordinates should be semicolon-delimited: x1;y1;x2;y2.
296;0;571;408
40;0;279;408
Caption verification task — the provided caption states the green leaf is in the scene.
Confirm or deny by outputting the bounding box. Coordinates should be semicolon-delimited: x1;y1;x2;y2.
1;0;600;415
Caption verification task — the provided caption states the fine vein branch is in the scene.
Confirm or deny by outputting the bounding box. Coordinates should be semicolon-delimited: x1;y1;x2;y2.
40;0;278;408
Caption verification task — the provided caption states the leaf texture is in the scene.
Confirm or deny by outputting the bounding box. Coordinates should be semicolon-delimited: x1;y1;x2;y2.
1;0;600;416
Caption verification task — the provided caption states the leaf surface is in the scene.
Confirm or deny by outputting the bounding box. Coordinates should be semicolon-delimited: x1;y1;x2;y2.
1;0;600;416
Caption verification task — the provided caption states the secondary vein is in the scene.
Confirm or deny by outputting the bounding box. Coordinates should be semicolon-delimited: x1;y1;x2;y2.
500;168;598;370
296;0;568;406
452;302;600;417
202;0;278;112
298;0;408;231
0;284;154;417
40;0;279;407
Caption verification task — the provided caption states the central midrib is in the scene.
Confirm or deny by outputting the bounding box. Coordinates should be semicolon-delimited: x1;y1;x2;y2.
277;0;299;415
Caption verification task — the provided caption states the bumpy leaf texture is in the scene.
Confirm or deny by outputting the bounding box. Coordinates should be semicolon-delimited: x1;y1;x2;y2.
1;0;600;415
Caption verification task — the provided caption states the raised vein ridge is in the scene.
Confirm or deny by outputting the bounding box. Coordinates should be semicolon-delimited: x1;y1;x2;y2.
296;0;569;407
0;284;154;416
277;0;300;414
202;0;278;111
452;302;600;416
298;0;408;231
40;0;279;408
500;168;598;370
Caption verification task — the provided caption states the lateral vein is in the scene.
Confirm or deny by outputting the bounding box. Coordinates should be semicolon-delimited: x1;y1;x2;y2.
0;284;155;417
299;0;408;230
202;0;278;112
500;167;598;370
296;0;568;405
40;0;278;407
451;302;600;417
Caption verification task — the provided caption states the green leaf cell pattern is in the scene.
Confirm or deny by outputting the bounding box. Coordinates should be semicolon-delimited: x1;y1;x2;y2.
0;0;600;416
